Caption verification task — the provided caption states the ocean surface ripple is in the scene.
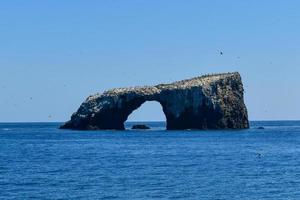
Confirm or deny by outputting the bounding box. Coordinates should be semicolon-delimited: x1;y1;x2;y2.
1;121;300;199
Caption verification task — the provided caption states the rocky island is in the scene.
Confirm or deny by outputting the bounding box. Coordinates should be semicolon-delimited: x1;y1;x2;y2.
60;72;249;130
131;124;151;130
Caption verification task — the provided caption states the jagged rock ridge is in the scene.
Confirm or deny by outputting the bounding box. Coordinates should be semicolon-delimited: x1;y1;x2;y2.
61;72;249;130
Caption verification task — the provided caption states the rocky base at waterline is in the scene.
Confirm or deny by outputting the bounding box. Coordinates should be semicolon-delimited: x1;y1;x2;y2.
131;124;151;130
60;72;249;130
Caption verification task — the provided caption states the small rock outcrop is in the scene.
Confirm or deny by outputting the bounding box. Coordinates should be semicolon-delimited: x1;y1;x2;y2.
131;124;151;130
60;72;249;130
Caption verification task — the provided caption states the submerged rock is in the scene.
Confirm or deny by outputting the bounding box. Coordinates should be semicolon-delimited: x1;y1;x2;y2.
257;127;265;129
60;72;249;130
131;124;150;130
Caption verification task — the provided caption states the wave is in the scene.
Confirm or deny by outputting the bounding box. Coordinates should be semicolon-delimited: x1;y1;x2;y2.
1;128;12;131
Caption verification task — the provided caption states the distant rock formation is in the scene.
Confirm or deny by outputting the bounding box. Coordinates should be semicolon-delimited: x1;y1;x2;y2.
60;72;249;130
131;124;150;130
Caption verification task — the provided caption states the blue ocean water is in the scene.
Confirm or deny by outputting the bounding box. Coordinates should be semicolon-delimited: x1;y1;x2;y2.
1;121;300;200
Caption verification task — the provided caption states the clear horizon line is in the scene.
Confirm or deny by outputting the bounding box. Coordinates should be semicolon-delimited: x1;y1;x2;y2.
0;119;300;123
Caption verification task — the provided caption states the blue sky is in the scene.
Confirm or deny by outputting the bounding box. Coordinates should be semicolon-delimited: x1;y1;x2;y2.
0;0;299;122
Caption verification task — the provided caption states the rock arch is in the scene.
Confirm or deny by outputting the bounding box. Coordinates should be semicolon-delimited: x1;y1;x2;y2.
61;72;249;130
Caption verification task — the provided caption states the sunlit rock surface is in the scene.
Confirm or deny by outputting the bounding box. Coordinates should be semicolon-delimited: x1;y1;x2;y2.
60;72;249;130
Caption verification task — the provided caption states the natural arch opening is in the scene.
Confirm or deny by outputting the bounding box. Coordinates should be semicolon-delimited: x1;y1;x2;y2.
125;101;166;130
